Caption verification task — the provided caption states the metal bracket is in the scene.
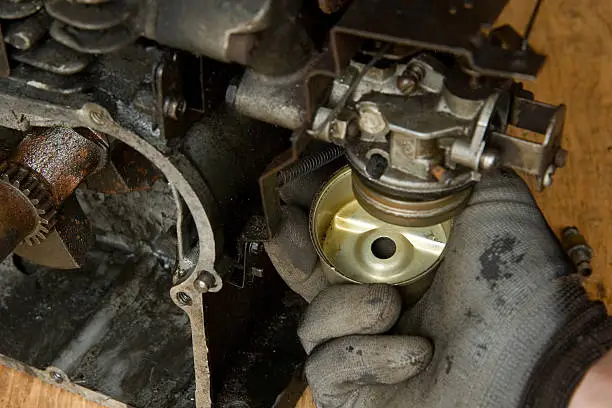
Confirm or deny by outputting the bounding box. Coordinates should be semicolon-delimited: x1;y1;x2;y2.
490;97;567;190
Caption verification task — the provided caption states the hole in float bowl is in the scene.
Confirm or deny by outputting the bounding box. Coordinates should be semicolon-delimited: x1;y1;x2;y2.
371;237;396;259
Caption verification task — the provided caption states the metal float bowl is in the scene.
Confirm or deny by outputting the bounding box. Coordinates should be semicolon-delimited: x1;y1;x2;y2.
310;166;453;304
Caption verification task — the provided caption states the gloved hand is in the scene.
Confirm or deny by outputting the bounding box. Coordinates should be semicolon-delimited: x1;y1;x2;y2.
266;170;612;408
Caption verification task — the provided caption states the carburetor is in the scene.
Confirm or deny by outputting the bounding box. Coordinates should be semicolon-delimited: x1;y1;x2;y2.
310;54;566;227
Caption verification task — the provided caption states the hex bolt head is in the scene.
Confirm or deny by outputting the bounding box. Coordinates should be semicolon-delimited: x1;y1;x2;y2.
397;64;425;95
163;97;187;120
193;271;216;293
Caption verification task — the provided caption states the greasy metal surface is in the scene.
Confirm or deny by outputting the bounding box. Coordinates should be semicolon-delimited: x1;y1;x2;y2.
234;68;308;130
353;172;472;227
4;10;53;50
0;178;38;261
8;63;89;94
153;52;190;147
259;129;312;239
13;39;94;75
10;127;107;203
50;21;137;54
0;253;196;408
0;83;220;406
0;353;128;408
311;166;451;286
45;0;133;30
0;0;42;19
152;0;271;63
0;28;10;78
15;195;94;269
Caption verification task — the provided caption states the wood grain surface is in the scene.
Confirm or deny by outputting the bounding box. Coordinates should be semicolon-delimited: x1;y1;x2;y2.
0;368;104;408
0;0;610;407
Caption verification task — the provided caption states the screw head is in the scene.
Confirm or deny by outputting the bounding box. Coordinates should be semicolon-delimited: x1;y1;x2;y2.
50;371;64;383
193;271;215;293
163;97;187;120
397;76;417;94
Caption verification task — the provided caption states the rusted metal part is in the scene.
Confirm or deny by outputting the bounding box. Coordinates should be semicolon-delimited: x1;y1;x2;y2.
0;88;217;407
14;195;94;269
561;226;593;277
0;162;55;262
86;142;163;194
9;127;107;204
0;178;38;262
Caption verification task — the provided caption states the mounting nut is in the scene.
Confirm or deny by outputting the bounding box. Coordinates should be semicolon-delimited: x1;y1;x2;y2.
163;97;187;120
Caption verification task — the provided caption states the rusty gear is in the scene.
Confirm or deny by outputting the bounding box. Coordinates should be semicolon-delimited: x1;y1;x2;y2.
0;161;56;246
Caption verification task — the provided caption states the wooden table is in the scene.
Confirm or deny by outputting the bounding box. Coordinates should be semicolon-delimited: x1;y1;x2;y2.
1;0;611;407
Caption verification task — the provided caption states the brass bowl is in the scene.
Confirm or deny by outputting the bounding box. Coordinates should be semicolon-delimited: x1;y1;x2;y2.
310;166;452;303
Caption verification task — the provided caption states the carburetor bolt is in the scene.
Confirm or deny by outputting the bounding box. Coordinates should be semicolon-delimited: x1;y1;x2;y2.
397;64;426;95
561;226;593;277
479;150;500;171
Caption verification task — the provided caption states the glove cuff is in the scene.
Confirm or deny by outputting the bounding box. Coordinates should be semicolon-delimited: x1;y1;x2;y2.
522;301;612;407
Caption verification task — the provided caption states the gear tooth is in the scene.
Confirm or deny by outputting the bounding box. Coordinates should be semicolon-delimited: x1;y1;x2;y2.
4;163;55;246
39;201;52;212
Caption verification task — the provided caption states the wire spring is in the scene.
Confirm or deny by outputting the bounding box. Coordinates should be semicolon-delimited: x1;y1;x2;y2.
277;144;345;185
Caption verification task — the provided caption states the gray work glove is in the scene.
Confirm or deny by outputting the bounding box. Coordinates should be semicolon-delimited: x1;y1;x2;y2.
266;170;612;408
